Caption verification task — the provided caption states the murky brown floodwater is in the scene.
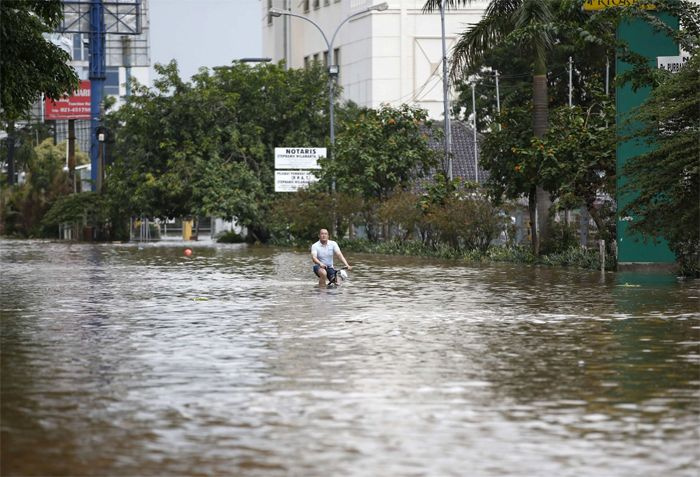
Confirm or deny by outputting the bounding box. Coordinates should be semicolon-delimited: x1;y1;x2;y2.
1;238;698;476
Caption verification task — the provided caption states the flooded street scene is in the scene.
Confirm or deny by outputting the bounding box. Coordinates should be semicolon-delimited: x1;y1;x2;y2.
1;239;698;476
4;0;700;475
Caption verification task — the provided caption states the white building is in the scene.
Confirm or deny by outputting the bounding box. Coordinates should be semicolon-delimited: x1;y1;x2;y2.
262;0;488;119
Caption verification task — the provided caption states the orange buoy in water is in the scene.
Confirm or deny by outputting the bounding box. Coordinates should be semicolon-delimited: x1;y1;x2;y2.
184;248;193;257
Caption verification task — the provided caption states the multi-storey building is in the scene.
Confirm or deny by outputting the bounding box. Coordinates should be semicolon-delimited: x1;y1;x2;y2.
262;0;487;119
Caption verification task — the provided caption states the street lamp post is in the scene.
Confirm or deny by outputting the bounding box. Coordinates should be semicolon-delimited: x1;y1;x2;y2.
438;0;452;180
269;2;388;148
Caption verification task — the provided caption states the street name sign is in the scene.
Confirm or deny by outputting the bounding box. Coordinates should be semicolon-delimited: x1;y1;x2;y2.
657;54;690;73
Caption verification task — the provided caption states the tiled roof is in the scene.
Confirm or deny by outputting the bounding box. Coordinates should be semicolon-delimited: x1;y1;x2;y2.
425;120;488;183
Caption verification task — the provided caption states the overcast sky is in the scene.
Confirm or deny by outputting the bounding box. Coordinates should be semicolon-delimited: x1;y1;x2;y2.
149;0;262;83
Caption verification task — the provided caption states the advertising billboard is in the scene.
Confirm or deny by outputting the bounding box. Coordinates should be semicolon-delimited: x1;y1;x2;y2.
45;80;91;120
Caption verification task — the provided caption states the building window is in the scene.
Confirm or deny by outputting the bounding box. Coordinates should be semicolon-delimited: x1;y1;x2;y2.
313;0;320;9
304;56;310;69
303;0;310;12
313;53;319;64
323;50;328;67
267;0;273;24
72;34;83;61
105;67;120;96
325;0;330;5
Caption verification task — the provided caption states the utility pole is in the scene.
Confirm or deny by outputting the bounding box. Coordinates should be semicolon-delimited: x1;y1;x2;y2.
494;70;500;113
68;119;76;192
6;122;15;185
283;0;289;70
439;1;452;180
568;56;573;107
605;56;609;96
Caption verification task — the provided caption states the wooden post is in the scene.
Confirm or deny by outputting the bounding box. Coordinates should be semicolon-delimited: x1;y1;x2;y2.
68;119;76;192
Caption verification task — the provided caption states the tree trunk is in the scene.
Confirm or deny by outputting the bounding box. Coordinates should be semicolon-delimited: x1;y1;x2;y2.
68;119;76;192
532;69;550;254
587;204;609;244
6;121;15;185
528;185;539;255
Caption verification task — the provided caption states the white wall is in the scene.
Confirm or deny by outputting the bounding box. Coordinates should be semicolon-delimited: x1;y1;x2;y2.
262;0;488;118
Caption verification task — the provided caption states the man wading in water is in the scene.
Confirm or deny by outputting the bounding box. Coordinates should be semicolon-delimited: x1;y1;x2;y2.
310;228;352;288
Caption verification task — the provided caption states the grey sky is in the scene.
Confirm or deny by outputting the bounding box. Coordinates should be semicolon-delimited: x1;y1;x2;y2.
149;0;262;83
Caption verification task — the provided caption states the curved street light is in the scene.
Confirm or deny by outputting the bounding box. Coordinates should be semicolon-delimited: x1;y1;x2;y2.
269;2;388;148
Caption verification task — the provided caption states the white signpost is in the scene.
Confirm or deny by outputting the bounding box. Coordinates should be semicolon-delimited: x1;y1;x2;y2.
274;147;325;192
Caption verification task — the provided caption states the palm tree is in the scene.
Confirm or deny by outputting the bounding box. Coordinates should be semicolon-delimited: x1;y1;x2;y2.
423;0;555;254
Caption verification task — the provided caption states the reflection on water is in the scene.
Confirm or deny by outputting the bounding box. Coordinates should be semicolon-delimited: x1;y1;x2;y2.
1;239;698;476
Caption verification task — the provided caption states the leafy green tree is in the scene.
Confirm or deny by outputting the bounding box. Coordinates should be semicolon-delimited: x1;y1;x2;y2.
452;0;617;127
106;61;330;241
622;51;699;276
543;97;616;245
427;187;505;253
612;1;700;91
42;192;106;232
424;0;622;253
424;0;559;253
479;105;542;250
319;104;438;200
0;0;78;119
378;189;429;243
315;104;439;240
1;0;79;184
480;89;615;253
1;138;70;236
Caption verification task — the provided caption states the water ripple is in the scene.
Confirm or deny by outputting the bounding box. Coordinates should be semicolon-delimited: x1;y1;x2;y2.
1;239;699;477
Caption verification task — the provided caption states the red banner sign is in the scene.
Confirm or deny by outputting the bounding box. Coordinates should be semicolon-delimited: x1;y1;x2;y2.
45;80;91;120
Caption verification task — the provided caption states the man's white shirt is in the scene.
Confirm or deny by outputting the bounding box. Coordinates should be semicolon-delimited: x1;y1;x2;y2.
311;240;340;267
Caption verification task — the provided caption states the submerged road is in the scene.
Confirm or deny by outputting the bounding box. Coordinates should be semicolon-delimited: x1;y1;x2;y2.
1;239;698;476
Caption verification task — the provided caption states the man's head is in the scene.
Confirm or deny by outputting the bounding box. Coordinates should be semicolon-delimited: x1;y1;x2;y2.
318;228;329;243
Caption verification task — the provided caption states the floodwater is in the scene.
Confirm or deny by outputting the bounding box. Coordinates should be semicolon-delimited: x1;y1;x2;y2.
1;239;698;477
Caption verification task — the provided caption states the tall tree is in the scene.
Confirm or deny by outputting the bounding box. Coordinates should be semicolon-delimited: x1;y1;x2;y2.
316;104;439;240
319;104;438;201
423;0;556;254
106;61;330;241
1;0;79;184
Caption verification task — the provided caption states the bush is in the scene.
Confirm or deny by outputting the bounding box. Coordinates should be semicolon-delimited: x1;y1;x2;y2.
426;190;506;253
542;219;580;254
672;238;699;278
539;245;616;270
217;230;246;244
377;189;430;242
269;189;372;242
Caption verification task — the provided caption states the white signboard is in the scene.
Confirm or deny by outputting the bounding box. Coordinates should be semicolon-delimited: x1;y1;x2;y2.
275;147;325;170
275;170;319;192
657;54;689;73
